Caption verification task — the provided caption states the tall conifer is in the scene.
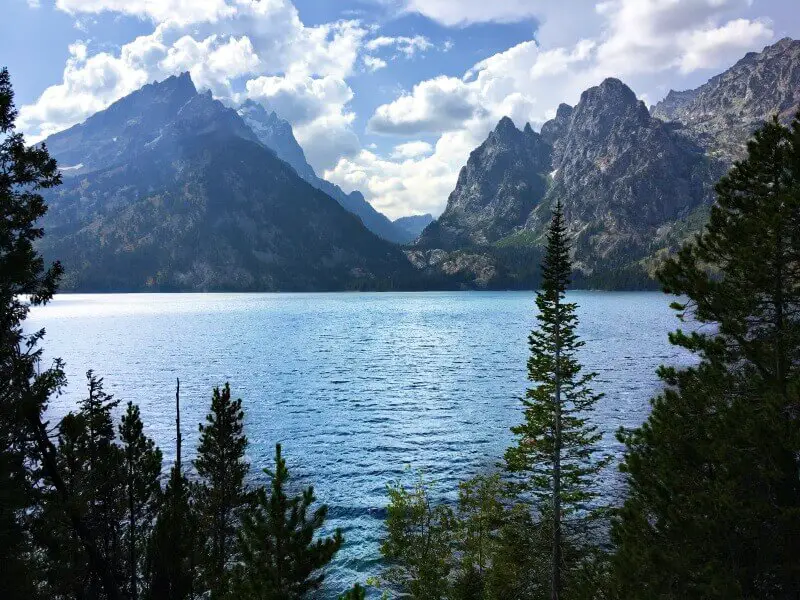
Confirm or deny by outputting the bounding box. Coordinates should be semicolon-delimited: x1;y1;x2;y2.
195;383;249;599
119;401;162;600
611;115;800;598
505;200;608;600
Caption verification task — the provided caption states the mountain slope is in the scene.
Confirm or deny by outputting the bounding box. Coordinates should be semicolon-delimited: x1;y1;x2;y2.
528;78;718;274
237;100;411;244
393;214;433;239
38;76;417;291
417;117;552;250
651;37;800;162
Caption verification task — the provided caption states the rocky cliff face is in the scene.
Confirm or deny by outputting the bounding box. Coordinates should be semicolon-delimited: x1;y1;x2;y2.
530;78;718;272
651;37;800;162
417;117;552;250
415;77;720;285
39;75;417;291
237;100;410;244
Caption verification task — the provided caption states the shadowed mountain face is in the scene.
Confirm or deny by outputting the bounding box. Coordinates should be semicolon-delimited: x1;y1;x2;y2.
651;37;800;163
417;117;552;250
38;75;417;291
237;100;411;244
393;214;434;240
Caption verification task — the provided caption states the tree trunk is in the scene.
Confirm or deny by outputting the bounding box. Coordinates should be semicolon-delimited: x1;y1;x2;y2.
552;293;562;600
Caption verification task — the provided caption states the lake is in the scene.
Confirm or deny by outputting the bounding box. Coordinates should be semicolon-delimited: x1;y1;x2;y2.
26;291;692;597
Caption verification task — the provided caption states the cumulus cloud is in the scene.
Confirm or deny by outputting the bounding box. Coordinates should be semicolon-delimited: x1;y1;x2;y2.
391;140;434;159
363;55;388;72
19;0;368;172
55;0;234;26
368;76;485;134
402;0;540;26
365;35;433;57
325;130;474;218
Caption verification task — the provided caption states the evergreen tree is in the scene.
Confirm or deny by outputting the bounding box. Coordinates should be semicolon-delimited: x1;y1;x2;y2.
0;66;121;600
234;443;343;599
504;200;609;600
195;383;249;599
338;583;367;600
45;372;126;599
378;474;455;599
611;116;800;598
119;401;163;600
147;379;198;600
453;473;505;598
0;65;64;600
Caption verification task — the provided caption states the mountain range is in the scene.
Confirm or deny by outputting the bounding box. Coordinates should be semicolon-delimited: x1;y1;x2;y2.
413;37;800;288
35;38;800;291
38;74;421;291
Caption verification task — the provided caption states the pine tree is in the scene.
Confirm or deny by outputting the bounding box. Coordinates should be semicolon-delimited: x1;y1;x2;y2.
0;65;64;600
338;583;367;599
46;372;126;599
119;401;162;600
378;474;455;599
147;379;198;600
504;200;609;600
234;443;343;599
611;116;800;598
195;383;249;599
1;67;121;600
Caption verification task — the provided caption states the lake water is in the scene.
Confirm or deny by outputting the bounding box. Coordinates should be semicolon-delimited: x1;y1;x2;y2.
26;291;692;597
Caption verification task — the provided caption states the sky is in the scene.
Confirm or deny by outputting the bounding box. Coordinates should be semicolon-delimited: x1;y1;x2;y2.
4;0;800;219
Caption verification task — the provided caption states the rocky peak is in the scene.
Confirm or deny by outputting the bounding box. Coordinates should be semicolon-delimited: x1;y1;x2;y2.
416;116;552;249
237;98;316;181
650;37;800;162
540;103;573;149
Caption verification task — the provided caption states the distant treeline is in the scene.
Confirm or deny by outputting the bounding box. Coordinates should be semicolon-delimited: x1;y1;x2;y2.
3;61;800;600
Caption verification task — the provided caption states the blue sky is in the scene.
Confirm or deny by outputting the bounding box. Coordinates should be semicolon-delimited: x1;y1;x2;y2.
5;0;800;218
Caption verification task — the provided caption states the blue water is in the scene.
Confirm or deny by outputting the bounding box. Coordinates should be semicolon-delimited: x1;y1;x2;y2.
26;291;691;596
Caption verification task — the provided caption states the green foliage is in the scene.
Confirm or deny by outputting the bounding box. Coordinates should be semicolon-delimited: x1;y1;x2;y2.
378;474;455;599
195;383;250;599
0;65;64;600
147;464;199;600
505;200;610;598
233;443;343;599
119;401;162;600
338;583;367;599
611;115;800;598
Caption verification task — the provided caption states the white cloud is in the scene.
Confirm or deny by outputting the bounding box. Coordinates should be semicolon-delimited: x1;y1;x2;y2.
368;76;485;134
365;34;433;57
325;130;473;218
391;140;433;159
20;0;367;173
363;55;388;72
55;0;235;26
402;0;540;26
679;18;773;72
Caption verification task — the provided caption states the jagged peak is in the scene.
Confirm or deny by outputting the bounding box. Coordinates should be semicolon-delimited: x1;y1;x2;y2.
579;77;640;111
494;116;518;133
523;122;534;135
555;103;573;120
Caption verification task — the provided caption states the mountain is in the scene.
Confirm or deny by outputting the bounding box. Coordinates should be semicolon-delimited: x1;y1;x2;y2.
393;214;433;239
529;78;717;274
38;74;418;291
417;117;552;250
237;100;412;244
651;37;800;162
414;78;721;287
